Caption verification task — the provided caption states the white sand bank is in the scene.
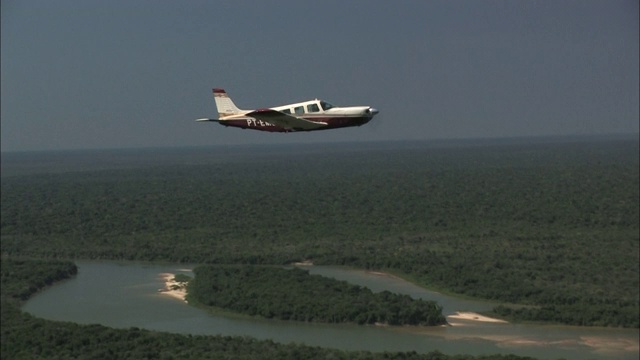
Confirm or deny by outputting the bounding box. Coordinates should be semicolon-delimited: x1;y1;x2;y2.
447;311;508;324
158;273;188;303
292;260;314;266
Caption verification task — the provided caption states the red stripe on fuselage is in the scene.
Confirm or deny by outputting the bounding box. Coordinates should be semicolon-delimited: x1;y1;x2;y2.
217;116;372;132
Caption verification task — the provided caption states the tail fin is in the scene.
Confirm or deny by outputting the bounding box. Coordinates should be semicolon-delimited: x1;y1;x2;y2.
213;88;246;117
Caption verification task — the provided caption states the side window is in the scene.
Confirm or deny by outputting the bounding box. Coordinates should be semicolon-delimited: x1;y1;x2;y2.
294;106;304;115
307;103;320;113
281;108;292;114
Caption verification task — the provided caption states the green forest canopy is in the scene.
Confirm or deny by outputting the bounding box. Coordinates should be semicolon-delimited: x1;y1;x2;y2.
188;265;446;325
2;137;638;327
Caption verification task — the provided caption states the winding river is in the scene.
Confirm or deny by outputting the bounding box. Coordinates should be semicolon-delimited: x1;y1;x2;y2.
22;261;638;360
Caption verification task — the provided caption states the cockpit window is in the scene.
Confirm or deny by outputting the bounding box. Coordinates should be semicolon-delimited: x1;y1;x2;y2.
294;106;304;115
319;101;334;111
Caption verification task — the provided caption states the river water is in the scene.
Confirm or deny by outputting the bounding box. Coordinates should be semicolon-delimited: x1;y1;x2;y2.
22;261;638;360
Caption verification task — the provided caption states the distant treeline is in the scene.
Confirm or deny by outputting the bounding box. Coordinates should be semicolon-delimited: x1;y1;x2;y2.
1;258;537;360
189;266;446;326
1;138;638;327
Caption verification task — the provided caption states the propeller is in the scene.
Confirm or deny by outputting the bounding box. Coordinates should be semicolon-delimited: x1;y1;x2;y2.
368;111;383;131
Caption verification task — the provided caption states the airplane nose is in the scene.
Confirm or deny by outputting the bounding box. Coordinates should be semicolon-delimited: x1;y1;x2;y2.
367;107;379;116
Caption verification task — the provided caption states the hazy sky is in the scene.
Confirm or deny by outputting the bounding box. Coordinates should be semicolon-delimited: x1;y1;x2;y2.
2;0;638;152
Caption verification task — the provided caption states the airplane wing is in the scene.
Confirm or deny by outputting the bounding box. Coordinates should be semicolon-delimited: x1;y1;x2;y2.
246;109;327;130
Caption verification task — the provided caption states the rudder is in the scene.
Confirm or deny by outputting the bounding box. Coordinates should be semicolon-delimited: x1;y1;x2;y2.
213;88;245;117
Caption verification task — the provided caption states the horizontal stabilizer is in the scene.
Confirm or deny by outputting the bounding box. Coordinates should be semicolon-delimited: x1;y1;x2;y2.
246;109;327;130
195;118;219;122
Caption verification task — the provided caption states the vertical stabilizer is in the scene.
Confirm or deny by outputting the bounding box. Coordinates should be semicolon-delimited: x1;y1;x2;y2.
213;88;246;117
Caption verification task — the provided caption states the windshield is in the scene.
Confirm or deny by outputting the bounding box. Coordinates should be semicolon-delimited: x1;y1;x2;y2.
319;101;334;111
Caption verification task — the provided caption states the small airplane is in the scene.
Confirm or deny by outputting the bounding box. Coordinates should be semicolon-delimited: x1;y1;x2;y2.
196;88;379;132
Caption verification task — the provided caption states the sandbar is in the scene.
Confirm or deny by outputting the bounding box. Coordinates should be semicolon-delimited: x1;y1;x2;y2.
292;260;314;266
447;311;508;324
158;273;188;303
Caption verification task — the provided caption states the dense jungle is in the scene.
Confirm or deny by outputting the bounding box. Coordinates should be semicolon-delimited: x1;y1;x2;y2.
1;136;638;358
188;265;446;325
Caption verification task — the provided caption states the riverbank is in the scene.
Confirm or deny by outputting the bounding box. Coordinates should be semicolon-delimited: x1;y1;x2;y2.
158;273;188;302
447;311;508;325
156;268;637;357
364;269;508;325
159;269;504;326
21;261;639;360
